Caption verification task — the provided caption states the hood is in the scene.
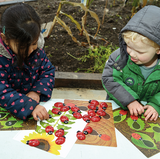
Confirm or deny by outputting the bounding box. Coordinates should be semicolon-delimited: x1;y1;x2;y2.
121;5;160;46
115;5;160;70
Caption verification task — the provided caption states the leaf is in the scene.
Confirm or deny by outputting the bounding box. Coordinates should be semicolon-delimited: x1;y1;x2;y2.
0;107;7;112
40;121;50;128
114;115;122;122
64;131;68;136
46;117;56;123
60;11;82;32
52;106;60;109
131;132;157;150
57;124;71;130
113;109;126;123
145;123;160;142
0;116;23;129
127;117;145;131
55;16;81;46
67;2;100;37
35;125;46;134
0;112;9;120
153;132;160;143
132;121;140;129
65;114;77;120
67;121;75;124
68;109;74;114
153;126;160;133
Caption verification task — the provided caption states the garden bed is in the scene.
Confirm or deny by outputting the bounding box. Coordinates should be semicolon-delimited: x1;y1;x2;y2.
0;0;160;88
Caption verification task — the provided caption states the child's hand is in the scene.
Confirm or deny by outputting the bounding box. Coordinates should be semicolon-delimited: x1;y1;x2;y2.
127;100;144;116
31;105;49;121
26;91;41;103
143;105;159;121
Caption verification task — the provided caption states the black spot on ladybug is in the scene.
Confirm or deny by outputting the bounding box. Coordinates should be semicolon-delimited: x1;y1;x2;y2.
86;120;90;123
58;112;61;115
48;131;53;135
83;131;88;135
64;120;68;124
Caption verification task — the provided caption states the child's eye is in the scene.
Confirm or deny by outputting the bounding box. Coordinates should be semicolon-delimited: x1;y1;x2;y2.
137;51;145;54
33;42;37;46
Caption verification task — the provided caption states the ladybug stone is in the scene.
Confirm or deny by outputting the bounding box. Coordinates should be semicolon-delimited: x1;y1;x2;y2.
45;125;54;135
96;110;106;116
88;110;96;117
60;106;70;112
55;136;66;145
99;102;108;110
26;139;40;147
60;115;69;124
76;131;86;140
82;114;90;123
55;128;65;137
54;102;64;108
73;112;82;119
89;100;99;106
88;104;98;110
83;126;93;135
91;116;101;122
52;108;61;115
71;106;81;113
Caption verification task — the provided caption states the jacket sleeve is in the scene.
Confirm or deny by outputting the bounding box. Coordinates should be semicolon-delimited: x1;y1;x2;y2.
0;65;38;120
147;92;160;115
102;49;139;109
30;49;55;102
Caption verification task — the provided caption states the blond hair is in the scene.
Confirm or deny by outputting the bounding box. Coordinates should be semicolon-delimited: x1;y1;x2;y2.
122;31;160;50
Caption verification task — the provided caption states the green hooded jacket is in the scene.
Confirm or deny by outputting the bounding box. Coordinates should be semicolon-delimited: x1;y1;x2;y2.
102;5;160;115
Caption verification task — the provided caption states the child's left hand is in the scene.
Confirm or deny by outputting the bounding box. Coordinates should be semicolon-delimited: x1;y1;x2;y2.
26;91;41;103
143;105;159;121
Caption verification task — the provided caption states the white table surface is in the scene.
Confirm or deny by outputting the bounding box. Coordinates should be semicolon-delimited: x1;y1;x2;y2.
0;99;159;159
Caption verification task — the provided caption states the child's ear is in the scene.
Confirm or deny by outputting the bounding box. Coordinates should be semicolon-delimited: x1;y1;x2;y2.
0;33;9;45
156;49;160;55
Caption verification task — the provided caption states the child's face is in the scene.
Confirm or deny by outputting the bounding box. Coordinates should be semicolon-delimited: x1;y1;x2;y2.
126;38;160;67
9;39;38;56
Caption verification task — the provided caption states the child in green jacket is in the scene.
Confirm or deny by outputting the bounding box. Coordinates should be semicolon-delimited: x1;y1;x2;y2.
102;5;160;121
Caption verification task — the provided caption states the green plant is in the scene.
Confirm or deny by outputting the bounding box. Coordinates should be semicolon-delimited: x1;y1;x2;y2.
131;0;156;16
68;45;118;73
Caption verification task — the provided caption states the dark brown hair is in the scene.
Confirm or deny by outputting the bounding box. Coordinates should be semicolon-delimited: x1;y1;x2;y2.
1;3;41;68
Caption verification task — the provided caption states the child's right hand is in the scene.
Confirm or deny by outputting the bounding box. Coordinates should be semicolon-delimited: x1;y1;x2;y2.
127;100;144;116
31;105;49;121
26;91;41;103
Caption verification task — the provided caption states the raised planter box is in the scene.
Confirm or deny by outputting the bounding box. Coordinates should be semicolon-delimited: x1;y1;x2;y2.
55;72;103;89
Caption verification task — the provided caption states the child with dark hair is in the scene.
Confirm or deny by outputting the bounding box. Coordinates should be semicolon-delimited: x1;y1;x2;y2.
0;3;55;121
102;5;160;121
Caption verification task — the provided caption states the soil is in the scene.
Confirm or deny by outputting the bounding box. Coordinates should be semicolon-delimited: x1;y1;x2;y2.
0;0;160;73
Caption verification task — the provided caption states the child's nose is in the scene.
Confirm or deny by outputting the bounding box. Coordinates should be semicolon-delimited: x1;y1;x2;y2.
127;47;135;57
129;50;136;57
29;45;37;55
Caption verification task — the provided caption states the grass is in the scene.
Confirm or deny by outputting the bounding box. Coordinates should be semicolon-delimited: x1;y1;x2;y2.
67;44;119;73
